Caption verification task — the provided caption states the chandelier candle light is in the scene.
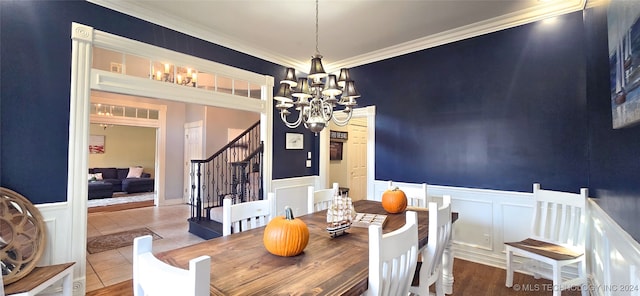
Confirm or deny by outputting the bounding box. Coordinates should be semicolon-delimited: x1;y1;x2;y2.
274;0;361;134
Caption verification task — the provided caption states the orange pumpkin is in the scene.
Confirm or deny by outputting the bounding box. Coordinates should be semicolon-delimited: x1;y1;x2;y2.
263;206;309;257
381;187;407;213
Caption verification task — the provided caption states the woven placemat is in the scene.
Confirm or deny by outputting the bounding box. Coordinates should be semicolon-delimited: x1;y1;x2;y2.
87;227;162;254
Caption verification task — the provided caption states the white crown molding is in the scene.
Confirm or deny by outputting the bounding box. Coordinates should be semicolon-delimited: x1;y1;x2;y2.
327;0;588;70
89;0;587;71
88;0;297;68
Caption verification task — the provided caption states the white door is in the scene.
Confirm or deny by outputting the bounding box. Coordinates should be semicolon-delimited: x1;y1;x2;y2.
184;121;203;203
347;118;368;201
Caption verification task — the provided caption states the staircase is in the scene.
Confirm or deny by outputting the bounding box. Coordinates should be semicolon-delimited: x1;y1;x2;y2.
187;121;263;239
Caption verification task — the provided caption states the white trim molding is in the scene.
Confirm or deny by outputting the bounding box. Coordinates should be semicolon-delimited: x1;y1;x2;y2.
88;0;586;71
64;22;274;295
588;199;640;296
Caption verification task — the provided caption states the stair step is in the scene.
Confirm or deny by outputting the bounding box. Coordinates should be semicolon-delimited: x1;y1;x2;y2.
188;218;223;240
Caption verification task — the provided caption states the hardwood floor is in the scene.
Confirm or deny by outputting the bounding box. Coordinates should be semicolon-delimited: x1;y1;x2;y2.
86;203;205;292
87;204;585;296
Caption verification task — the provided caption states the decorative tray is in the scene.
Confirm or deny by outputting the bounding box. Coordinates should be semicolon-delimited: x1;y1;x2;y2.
352;213;388;228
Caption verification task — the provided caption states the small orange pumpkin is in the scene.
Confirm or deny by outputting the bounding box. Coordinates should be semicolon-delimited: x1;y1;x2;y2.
381;187;407;214
263;206;309;257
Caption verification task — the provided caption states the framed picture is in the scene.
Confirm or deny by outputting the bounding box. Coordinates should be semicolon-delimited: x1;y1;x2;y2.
285;133;303;149
608;0;640;128
330;141;343;160
89;135;105;154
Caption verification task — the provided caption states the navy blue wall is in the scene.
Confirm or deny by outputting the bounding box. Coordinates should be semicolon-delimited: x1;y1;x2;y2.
0;0;311;203
585;6;640;241
356;11;589;193
2;1;639;241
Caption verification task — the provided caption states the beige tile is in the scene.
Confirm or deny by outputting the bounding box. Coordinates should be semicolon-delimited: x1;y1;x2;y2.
87;249;120;265
117;245;134;264
86;260;96;275
90;252;130;273
85;271;105;292
86;204;205;288
99;264;134;287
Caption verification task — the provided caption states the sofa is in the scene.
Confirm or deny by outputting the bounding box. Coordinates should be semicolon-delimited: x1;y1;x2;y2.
88;167;154;197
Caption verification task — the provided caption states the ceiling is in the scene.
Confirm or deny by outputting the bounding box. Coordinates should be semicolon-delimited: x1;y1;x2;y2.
89;0;593;73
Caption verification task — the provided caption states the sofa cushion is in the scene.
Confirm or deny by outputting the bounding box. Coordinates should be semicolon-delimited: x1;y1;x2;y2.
116;168;129;180
93;168;117;180
122;178;154;193
126;167;144;178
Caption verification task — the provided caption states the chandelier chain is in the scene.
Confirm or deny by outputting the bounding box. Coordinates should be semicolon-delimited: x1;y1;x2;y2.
315;0;319;55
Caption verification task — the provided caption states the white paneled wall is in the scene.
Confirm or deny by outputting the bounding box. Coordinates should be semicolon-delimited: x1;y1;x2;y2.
374;181;640;295
33;176;640;295
588;199;640;296
272;176;318;217
375;181;535;267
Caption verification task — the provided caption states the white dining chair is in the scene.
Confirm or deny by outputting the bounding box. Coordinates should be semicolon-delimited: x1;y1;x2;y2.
307;182;339;214
223;192;274;236
388;180;429;208
366;211;419;296
505;183;588;296
410;197;452;296
133;235;210;296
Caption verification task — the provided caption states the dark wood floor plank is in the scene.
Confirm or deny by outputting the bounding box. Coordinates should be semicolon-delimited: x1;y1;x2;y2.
87;258;584;296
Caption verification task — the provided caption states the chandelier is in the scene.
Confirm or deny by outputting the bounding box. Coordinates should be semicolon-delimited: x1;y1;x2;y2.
274;0;361;134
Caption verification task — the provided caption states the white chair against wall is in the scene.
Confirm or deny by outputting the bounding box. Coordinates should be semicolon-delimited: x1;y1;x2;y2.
410;196;452;296
307;182;339;214
388;180;429;208
367;211;419;296
505;183;588;296
223;192;274;236
133;235;211;296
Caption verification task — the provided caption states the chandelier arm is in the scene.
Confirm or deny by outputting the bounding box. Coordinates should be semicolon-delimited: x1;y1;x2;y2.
280;109;304;129
321;100;333;121
331;110;354;127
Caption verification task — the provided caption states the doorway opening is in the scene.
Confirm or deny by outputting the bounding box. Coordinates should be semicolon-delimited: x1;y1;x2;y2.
323;106;375;201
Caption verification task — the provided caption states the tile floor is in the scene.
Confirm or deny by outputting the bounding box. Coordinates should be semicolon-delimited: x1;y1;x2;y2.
86;204;205;292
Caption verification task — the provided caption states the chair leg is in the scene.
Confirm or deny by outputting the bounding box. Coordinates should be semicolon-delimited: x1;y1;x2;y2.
435;275;444;296
552;264;562;296
579;260;589;296
506;248;514;287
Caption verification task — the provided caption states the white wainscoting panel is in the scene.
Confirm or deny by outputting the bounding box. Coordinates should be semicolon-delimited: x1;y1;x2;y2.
450;198;494;251
36;202;73;265
373;180;534;268
272;176;318;217
364;180;640;293
36;202;81;295
588;199;640;296
501;203;534;251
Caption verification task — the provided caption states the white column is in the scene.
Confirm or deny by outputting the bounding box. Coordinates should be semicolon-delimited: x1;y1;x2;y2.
69;22;94;295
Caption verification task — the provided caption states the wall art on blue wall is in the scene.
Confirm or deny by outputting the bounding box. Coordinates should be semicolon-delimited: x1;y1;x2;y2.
608;0;640;128
285;133;303;150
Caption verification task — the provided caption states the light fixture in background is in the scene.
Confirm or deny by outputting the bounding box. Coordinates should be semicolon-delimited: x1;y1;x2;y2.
153;64;198;87
94;103;113;117
274;0;361;134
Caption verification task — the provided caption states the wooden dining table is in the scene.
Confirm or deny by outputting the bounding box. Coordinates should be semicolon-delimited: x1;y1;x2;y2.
156;200;459;295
